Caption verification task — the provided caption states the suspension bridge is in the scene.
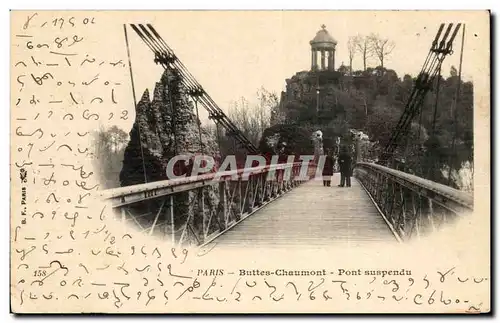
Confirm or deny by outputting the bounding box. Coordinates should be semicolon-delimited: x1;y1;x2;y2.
99;23;474;249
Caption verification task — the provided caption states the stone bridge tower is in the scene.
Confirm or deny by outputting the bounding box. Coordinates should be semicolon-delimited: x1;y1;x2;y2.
310;24;337;71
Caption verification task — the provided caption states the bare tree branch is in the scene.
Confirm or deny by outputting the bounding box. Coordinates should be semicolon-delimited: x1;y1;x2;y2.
226;88;277;147
347;36;357;75
368;33;395;68
354;34;374;71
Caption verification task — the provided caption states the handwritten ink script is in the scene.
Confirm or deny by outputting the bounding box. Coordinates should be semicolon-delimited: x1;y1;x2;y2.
13;250;491;313
11;11;132;313
10;11;489;314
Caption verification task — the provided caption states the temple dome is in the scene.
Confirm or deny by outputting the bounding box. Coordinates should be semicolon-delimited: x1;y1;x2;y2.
310;25;337;49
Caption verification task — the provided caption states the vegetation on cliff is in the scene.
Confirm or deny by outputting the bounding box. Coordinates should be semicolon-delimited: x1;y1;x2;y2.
267;65;473;190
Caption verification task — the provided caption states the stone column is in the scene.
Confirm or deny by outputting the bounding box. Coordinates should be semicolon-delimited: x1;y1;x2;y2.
331;49;335;71
327;50;333;70
311;49;315;70
312;50;318;71
320;50;326;70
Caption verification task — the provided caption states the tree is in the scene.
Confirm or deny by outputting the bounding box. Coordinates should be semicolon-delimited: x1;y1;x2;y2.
276;61;473;190
92;125;130;189
107;125;129;153
225;87;278;150
258;123;316;156
368;33;395;68
365;102;401;148
256;86;279;131
347;36;357;75
354;35;374;71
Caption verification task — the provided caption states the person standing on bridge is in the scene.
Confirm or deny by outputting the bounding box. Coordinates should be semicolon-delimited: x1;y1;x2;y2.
322;149;334;187
338;146;352;187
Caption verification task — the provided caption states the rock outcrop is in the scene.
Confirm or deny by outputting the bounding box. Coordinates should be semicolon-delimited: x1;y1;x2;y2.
120;69;218;186
261;69;347;156
119;68;220;244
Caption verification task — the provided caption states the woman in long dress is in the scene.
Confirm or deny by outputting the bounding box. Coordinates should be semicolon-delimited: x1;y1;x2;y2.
322;149;334;187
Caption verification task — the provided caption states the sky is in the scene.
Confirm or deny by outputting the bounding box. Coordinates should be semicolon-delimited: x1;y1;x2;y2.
51;10;488;132
126;11;488;126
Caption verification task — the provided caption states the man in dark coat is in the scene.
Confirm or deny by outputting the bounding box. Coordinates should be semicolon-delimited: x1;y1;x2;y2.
322;149;334;187
337;146;352;187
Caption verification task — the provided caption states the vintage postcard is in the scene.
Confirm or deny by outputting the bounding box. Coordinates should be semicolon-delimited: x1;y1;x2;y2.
10;10;490;313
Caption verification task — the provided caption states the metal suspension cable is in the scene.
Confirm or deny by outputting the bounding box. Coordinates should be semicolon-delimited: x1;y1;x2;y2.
215;123;223;158
415;24;447;79
123;24;148;184
146;25;221;104
425;63;442;180
417;23;445;75
139;24;259;153
129;26;218;120
382;23;461;164
432;64;442;132
138;26;234;120
417;104;425;175
385;85;431;158
145;25;206;88
383;49;454;161
447;24;466;186
166;73;179;155
385;68;436;152
129;25;247;152
127;26;181;155
134;26;256;153
194;99;205;154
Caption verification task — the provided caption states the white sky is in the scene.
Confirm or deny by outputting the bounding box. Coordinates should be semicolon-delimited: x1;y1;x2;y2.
12;11;486;133
121;11;487;130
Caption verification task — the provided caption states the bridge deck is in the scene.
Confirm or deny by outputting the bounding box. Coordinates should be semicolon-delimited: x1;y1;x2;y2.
212;174;397;248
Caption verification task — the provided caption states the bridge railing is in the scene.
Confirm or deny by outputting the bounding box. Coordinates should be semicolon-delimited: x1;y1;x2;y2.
353;162;474;241
100;162;316;247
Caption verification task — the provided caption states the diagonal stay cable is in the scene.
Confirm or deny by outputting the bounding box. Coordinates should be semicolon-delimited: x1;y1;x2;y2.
382;23;461;163
129;24;246;148
143;24;259;153
134;24;258;153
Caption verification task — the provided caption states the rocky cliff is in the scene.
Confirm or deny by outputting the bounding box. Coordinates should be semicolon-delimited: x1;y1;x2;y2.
120;69;218;186
261;70;350;155
119;68;220;244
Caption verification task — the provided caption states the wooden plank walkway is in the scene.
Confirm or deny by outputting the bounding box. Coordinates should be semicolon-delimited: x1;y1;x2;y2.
212;174;397;248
